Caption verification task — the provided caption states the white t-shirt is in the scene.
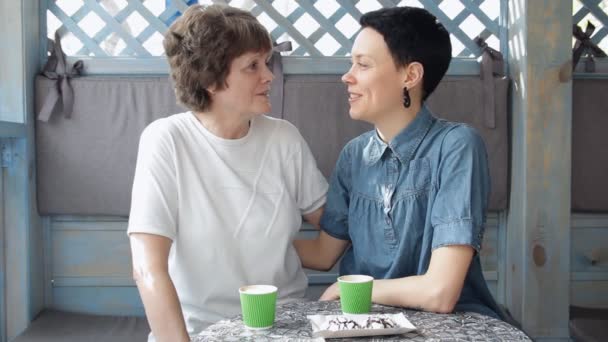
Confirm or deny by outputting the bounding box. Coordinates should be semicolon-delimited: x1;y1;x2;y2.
128;113;327;339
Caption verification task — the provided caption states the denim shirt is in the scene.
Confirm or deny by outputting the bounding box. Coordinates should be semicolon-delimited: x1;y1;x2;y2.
321;106;502;319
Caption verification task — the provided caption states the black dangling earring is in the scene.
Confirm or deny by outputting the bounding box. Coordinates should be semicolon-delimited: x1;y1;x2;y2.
402;87;411;108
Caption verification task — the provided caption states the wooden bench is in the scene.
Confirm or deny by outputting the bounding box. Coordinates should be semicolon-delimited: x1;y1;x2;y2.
569;306;608;342
12;310;149;342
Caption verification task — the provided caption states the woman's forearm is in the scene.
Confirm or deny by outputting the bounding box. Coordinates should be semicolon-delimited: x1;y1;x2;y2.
294;231;350;271
294;238;331;271
134;269;190;342
371;276;460;314
371;246;473;313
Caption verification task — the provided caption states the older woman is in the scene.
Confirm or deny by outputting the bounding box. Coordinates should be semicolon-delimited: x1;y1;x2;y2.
128;5;327;342
295;6;503;320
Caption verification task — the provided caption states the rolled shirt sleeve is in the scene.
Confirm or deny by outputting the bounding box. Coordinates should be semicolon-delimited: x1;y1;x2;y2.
430;125;491;252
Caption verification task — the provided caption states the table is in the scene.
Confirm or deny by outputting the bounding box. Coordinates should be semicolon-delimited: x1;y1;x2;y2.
193;300;531;341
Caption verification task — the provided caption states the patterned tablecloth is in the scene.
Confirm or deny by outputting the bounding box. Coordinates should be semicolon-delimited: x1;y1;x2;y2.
193;300;531;341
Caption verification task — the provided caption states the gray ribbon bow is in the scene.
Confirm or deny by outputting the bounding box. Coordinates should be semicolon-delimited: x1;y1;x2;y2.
38;31;84;122
572;21;607;73
475;36;504;129
268;41;292;118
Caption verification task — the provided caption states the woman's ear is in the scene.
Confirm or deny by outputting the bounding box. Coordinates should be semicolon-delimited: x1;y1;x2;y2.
403;62;424;90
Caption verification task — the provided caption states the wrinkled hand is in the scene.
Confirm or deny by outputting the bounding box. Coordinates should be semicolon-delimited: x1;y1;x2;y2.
319;282;340;301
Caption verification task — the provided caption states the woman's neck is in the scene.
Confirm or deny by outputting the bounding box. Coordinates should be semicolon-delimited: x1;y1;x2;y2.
375;102;422;143
193;111;251;139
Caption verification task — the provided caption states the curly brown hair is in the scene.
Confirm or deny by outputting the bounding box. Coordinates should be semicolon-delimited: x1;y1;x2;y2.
163;4;272;112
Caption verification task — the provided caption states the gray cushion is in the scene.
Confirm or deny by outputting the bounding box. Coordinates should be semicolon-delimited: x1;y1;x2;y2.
35;74;509;215
35;76;186;216
12;310;149;342
572;79;608;212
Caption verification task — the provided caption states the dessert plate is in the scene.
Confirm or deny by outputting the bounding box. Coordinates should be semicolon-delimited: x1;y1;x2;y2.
307;313;416;338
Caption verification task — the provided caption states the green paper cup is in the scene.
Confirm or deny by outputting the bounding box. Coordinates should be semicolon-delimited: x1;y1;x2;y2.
239;285;278;329
338;275;374;314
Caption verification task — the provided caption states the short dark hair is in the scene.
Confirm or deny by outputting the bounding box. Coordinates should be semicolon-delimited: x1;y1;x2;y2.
164;4;272;112
360;7;452;101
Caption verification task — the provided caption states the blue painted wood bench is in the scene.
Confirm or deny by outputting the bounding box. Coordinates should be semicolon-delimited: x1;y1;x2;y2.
12;310;149;342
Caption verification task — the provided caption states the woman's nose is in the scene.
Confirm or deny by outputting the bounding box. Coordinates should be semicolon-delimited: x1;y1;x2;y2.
341;70;353;84
263;62;274;83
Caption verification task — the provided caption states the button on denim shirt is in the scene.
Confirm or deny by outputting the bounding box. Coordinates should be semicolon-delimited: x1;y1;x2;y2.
321;106;502;319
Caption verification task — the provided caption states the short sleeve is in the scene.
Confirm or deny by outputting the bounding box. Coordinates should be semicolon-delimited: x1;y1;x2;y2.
319;144;352;241
127;121;178;240
430;125;490;252
288;126;328;215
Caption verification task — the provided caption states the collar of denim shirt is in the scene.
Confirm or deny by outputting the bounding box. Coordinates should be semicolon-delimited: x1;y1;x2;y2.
365;105;436;165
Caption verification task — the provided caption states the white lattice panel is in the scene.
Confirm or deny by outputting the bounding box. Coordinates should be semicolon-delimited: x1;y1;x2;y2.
573;0;608;52
46;0;503;57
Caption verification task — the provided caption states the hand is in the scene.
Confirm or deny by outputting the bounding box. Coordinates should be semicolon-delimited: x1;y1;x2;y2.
319;282;340;301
